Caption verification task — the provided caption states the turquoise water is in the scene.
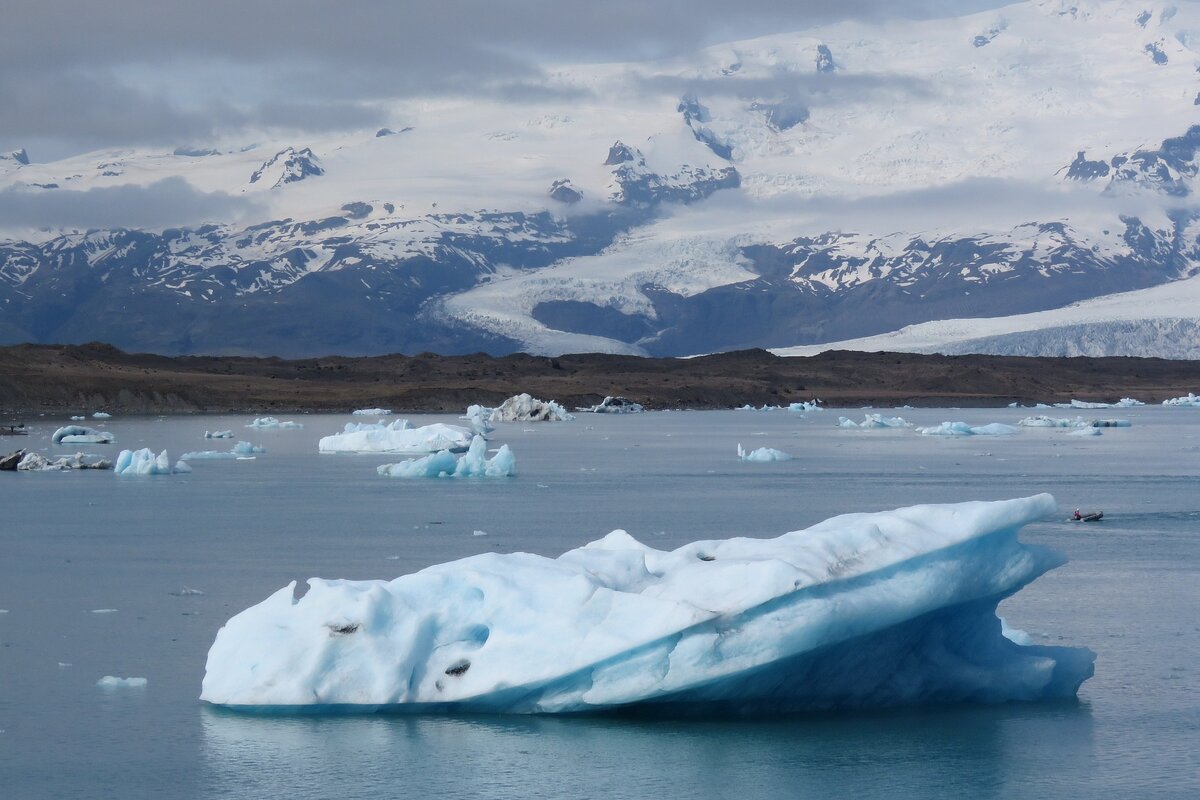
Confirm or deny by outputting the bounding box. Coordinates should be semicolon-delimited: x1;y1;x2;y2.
1;408;1197;798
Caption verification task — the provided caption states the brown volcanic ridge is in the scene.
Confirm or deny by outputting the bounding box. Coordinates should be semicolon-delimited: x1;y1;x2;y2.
1;342;1199;414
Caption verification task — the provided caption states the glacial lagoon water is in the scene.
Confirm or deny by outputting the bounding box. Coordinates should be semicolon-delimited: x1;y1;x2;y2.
1;407;1198;798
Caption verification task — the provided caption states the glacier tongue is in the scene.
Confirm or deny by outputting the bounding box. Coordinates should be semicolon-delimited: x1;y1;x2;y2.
200;494;1094;714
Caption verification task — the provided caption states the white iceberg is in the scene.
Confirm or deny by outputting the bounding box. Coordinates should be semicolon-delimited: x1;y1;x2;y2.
917;422;1019;437
181;441;263;461
17;451;111;471
489;394;573;422
377;436;516;478
461;405;495;435
1055;398;1144;409
736;404;781;412
92;411;112;419
51;425;115;444
576;396;644;414
114;448;181;476
837;414;910;429
1018;416;1089;428
319;420;475;455
96;676;147;689
174;460;193;473
200;494;1095;713
1162;393;1200;407
205;430;234;439
352;408;393;416
737;443;793;462
247;417;303;429
788;401;822;413
70;415;85;421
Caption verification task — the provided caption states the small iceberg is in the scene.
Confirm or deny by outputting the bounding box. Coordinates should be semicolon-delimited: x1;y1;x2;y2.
838;414;910;429
489;394;573;422
1162;393;1200;407
917;422;1019;437
17;451;111;471
70;415;85;421
96;676;147;689
319;420;475;454
200;494;1094;713
788;401;823;413
736;404;781;412
737;443;794;462
52;425;115;445
1055;398;1144;409
377;435;516;478
180;441;264;460
352;408;393;416
92;411;112;419
247;417;303;429
205;430;234;439
461;405;495;435
114;448;185;476
1018;416;1088;428
576;396;644;414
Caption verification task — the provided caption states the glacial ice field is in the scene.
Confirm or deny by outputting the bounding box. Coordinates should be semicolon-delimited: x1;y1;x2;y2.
2;406;1199;799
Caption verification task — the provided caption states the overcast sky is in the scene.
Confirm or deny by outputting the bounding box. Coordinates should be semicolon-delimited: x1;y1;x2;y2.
3;0;1007;160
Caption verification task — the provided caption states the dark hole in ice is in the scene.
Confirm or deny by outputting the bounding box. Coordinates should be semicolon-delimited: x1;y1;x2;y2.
328;622;360;635
697;553;716;562
445;659;471;676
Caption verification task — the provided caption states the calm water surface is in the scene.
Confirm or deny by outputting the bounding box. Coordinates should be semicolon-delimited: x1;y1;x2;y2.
1;407;1197;799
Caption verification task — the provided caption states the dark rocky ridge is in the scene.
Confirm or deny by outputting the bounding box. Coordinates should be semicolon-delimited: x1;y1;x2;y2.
2;342;1199;414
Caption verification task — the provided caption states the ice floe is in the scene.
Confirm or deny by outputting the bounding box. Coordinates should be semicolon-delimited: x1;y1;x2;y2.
1018;416;1089;428
352;408;393;416
1069;427;1102;437
181;441;265;461
92;412;112;419
247;417;303;429
837;414;910;429
205;430;234;439
576;396;644;414
737;444;793;462
489;394;573;422
736;404;782;412
788;401;823;413
1163;393;1200;407
1054;398;1143;409
319;420;475;455
200;494;1094;713
51;425;114;444
114;448;184;476
377;435;516;478
16;451;111;471
96;676;147;689
917;422;1019;437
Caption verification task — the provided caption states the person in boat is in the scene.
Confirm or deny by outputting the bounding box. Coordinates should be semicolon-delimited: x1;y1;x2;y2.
1072;509;1082;521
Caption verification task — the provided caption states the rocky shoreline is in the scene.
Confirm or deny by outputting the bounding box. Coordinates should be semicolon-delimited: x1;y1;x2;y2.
2;342;1200;414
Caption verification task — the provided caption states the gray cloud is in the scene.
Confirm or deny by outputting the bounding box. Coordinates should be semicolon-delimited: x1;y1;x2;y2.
0;178;261;232
2;1;1007;157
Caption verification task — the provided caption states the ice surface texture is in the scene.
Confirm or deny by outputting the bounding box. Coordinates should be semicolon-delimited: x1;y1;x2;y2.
319;420;475;454
201;494;1094;714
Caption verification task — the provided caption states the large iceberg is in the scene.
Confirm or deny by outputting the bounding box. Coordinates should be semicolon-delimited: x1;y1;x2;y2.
201;495;1094;713
917;422;1019;437
1055;398;1143;409
318;420;475;455
17;451;111;471
114;448;183;475
377;435;516;478
489;394;573;422
51;425;115;444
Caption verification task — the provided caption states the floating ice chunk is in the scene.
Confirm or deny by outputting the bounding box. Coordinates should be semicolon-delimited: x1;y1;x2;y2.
114;448;180;475
320;420;475;454
17;451;111;471
171;588;205;596
1055;398;1144;409
89;609;117;614
788;401;822;412
577;396;644;414
92;412;112;419
736;404;781;412
1018;416;1089;428
96;676;147;689
1162;393;1200;407
52;425;114;444
201;494;1094;713
179;450;237;460
473;530;489;537
377;436;516;478
1114;398;1144;407
247;417;303;429
838;414;909;429
917;422;1018;436
174;460;193;473
1069;427;1101;437
461;405;495;434
205;430;233;439
352;408;393;416
489;394;573;422
737;443;793;461
231;441;265;455
1090;419;1130;428
70;415;85;421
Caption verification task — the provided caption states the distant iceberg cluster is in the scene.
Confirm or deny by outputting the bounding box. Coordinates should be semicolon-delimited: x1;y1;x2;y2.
576;396;644;414
377;435;516;478
247;417;303;429
1163;393;1200;407
200;495;1095;713
15;451;111;471
352;408;393;416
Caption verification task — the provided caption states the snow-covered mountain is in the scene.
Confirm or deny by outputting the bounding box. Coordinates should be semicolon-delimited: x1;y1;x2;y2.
4;0;1200;357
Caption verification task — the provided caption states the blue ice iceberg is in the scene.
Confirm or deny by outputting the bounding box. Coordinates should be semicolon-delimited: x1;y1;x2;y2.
737;443;793;462
114;448;183;475
377;435;516;478
200;494;1094;714
918;421;1019;436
